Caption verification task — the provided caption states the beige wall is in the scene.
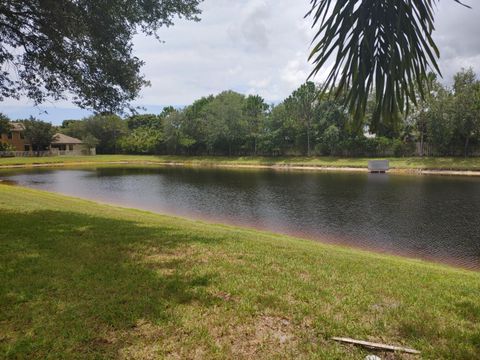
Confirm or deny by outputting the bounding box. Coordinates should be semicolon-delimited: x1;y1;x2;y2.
50;144;95;156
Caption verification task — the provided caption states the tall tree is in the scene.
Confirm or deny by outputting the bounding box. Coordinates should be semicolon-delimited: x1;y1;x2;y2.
263;103;298;156
126;114;162;131
163;111;195;154
409;74;450;156
451;68;480;157
284;82;319;156
243;95;268;155
0;1;202;112
204;91;247;156
180;96;214;154
307;0;472;126
83;114;127;154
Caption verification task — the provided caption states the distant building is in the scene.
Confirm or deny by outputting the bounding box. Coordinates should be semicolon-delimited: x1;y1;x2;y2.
0;125;95;156
0;123;31;151
50;133;96;156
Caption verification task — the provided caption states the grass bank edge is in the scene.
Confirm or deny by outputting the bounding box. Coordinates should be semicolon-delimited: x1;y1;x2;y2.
1;155;480;171
1;184;476;277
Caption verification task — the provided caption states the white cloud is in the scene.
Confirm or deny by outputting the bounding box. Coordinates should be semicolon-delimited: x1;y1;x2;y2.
281;57;309;88
434;0;480;82
227;1;271;52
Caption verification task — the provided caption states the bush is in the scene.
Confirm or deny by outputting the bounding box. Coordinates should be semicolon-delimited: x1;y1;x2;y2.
392;139;415;157
320;125;340;155
375;136;391;156
0;142;15;152
339;136;371;157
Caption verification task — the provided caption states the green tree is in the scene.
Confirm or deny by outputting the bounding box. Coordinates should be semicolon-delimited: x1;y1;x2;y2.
0;113;11;134
83;114;128;154
451;68;480;157
321;124;341;155
0;113;13;152
307;0;471;127
408;71;480;157
203;91;247;156
22;118;55;151
61;120;88;140
427;98;455;156
182;96;214;154
185;96;214;121
160;106;177;119
61;120;79;129
0;1;201;112
126;114;163;130
163;111;196;154
82;134;100;150
412;76;454;156
119;126;163;154
123;113;164;153
260;103;297;156
284;82;319;156
243;95;269;155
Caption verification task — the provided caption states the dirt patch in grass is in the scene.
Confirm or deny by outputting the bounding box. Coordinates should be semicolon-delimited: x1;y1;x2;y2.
210;314;305;359
92;320;165;360
118;320;165;360
214;291;236;302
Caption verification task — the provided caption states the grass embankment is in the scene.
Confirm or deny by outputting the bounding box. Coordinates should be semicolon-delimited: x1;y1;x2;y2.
1;154;480;172
1;186;479;359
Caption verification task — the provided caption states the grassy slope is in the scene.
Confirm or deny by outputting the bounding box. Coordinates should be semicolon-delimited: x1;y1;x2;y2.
0;186;479;359
1;154;480;171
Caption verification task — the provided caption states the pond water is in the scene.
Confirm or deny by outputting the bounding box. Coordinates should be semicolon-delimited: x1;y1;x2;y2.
2;166;480;270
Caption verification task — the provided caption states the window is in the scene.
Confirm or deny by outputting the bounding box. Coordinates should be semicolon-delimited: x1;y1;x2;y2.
20;132;25;140
7;132;12;139
24;145;30;151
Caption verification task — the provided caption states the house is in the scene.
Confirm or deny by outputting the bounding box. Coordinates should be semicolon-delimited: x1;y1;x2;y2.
50;133;96;156
0;123;31;151
1;124;95;156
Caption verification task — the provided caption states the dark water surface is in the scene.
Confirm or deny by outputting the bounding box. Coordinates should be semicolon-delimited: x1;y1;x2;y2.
2;166;480;269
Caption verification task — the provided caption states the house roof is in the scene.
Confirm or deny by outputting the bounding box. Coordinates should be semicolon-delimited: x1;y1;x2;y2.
10;123;25;132
52;133;83;145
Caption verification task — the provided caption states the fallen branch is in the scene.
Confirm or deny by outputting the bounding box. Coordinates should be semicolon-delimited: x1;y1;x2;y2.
332;337;421;355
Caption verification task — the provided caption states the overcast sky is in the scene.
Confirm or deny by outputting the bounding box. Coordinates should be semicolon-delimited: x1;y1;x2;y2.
2;0;479;124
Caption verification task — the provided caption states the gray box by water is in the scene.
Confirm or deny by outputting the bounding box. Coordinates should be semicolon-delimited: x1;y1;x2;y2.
368;160;389;173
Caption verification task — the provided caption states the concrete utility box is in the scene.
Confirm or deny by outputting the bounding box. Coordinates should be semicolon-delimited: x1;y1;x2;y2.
368;160;389;173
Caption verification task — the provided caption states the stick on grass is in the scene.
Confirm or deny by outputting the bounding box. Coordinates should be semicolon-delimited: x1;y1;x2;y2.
332;337;421;355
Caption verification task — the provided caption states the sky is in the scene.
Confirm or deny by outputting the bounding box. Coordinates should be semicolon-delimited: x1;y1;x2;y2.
2;0;479;124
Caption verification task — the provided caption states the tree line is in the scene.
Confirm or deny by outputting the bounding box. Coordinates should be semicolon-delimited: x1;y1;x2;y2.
1;68;479;157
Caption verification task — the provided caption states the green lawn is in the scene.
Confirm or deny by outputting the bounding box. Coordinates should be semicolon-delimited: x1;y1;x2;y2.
1;154;480;171
0;186;479;359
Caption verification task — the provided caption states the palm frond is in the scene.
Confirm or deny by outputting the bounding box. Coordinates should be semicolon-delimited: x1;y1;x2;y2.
306;0;466;125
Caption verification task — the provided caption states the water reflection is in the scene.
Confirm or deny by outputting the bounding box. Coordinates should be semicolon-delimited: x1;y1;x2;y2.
2;166;480;270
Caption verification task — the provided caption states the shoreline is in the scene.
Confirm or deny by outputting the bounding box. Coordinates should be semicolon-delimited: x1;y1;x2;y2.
2;182;477;274
1;159;480;177
2;180;477;271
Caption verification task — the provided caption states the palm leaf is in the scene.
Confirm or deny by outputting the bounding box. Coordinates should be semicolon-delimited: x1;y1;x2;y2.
307;0;470;126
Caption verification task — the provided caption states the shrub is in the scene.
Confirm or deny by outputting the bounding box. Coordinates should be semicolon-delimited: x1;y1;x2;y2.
0;142;15;151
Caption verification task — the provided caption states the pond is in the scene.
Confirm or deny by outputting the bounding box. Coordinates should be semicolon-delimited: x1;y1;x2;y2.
2;166;480;270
